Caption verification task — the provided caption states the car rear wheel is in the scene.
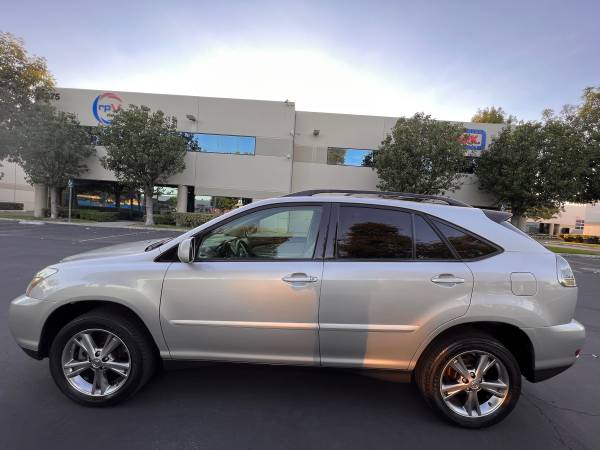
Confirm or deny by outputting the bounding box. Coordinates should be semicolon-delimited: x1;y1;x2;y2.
416;331;521;428
49;308;156;406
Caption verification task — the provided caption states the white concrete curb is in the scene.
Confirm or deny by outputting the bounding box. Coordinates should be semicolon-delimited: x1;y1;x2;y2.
0;217;186;232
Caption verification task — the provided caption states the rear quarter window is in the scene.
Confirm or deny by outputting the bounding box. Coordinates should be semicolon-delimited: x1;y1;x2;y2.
433;220;499;259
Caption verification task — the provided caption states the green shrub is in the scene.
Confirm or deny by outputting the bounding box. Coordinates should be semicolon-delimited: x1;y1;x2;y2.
78;210;120;221
173;212;216;228
78;206;143;220
559;233;600;243
58;207;81;219
58;206;143;220
154;213;176;225
0;202;24;210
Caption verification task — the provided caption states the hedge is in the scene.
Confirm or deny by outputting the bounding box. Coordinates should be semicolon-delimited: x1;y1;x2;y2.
78;210;120;222
57;206;143;220
58;207;81;219
560;234;600;244
0;202;24;210
153;213;176;225
77;205;144;220
173;212;216;228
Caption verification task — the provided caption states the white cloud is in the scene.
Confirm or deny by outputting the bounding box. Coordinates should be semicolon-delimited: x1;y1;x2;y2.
61;46;481;120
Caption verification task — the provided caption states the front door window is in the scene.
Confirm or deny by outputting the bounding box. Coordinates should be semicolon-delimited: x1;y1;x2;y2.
197;206;323;260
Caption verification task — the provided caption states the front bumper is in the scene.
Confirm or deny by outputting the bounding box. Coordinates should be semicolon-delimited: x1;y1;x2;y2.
8;294;55;357
523;319;585;382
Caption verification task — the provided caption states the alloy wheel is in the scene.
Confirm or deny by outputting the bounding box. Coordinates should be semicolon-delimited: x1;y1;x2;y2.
439;350;510;418
61;328;131;397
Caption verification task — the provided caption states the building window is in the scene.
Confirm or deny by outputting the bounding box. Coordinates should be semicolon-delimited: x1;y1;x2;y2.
327;147;374;167
191;133;256;155
460;156;479;174
575;219;585;230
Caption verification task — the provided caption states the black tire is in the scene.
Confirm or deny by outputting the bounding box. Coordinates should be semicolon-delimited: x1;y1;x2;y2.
49;307;157;406
415;331;521;428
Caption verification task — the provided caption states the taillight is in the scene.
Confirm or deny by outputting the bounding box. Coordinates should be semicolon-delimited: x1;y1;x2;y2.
556;255;576;287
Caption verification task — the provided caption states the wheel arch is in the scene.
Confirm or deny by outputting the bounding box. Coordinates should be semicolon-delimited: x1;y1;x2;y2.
38;300;161;360
413;321;535;381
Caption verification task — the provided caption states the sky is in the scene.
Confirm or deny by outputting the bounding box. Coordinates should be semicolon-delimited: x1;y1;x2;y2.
2;0;599;121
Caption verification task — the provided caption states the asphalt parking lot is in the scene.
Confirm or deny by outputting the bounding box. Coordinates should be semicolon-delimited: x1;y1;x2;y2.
1;220;599;450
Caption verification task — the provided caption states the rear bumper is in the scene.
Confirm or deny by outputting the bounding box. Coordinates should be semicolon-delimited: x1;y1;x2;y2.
523;319;585;382
531;365;571;382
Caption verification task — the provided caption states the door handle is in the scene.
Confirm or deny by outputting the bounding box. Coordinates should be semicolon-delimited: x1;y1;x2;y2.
282;273;319;284
431;275;465;286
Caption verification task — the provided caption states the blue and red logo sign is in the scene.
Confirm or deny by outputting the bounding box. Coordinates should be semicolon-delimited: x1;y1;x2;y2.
92;92;123;125
460;129;486;151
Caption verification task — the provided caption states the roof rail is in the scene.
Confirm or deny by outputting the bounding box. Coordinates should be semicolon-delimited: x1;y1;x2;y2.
283;189;471;207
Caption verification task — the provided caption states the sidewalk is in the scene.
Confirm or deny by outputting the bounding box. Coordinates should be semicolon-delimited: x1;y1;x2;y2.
541;240;600;253
0;216;188;232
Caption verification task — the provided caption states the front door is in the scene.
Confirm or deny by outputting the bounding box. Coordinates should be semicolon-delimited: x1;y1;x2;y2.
319;205;474;370
160;203;328;365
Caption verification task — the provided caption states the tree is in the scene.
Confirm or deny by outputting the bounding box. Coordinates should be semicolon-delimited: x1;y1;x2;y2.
471;106;516;124
213;196;239;211
0;32;54;168
372;113;466;194
99;105;197;225
326;147;346;165
476;120;587;228
562;86;600;202
11;103;94;218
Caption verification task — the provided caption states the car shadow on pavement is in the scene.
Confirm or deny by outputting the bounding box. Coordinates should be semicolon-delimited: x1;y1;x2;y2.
130;362;441;446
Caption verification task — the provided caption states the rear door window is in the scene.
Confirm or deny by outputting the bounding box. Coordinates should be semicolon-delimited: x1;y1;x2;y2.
433;220;498;259
336;206;413;259
414;215;455;259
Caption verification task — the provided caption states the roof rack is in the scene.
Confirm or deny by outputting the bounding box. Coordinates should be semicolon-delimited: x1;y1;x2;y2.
283;189;472;207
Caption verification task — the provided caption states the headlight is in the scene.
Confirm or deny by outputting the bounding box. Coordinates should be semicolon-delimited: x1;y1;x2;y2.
556;256;576;287
26;267;58;296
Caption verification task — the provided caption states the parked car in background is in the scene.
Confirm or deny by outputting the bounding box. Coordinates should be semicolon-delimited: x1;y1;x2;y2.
9;190;584;428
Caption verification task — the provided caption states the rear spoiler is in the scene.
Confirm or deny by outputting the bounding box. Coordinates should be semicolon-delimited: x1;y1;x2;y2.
482;209;512;223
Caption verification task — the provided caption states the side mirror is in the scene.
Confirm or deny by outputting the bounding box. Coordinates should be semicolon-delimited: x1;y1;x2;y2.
177;238;196;263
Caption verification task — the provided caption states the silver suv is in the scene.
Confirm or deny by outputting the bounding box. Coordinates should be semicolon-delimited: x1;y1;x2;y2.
9;190;585;428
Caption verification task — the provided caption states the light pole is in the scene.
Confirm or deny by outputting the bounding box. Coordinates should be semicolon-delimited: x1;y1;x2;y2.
67;179;73;223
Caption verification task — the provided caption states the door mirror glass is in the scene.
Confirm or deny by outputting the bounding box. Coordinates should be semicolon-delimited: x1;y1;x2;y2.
177;238;196;263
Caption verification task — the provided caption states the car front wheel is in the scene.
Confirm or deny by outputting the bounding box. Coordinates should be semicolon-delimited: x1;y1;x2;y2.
49;307;156;406
416;331;522;428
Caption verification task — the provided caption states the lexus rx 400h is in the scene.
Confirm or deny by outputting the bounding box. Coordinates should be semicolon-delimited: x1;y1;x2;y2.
9;190;585;428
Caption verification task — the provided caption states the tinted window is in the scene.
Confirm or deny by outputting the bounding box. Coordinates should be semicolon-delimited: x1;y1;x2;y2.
433;220;498;259
415;215;455;259
327;147;374;167
196;206;322;260
191;133;256;155
336;207;412;259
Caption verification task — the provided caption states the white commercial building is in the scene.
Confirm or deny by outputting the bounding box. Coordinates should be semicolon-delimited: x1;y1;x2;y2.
0;88;505;212
528;203;600;236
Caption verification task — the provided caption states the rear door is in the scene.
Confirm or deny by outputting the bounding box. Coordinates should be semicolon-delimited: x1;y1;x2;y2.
319;204;474;370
